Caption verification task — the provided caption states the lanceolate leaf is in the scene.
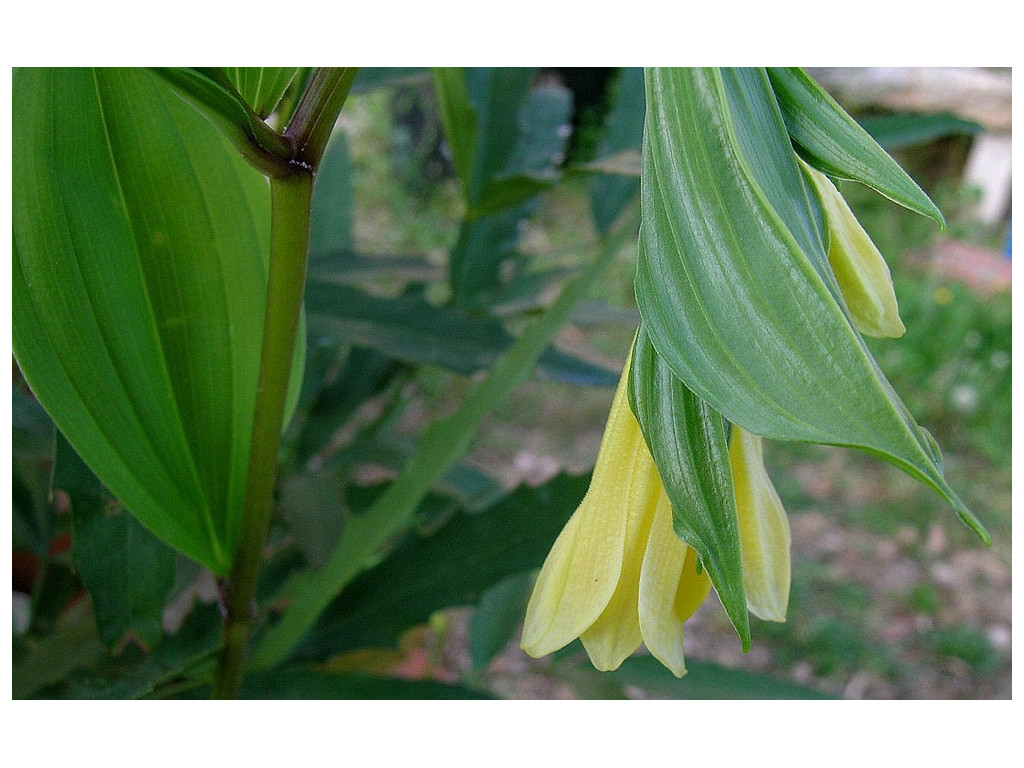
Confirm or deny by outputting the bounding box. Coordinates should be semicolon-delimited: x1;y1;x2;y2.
636;67;987;543
13;68;281;572
223;67;300;119
628;328;749;649
766;66;944;227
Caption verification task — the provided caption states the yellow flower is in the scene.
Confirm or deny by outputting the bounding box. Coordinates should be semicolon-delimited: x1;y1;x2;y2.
730;426;791;622
803;160;906;339
522;349;794;676
521;354;712;677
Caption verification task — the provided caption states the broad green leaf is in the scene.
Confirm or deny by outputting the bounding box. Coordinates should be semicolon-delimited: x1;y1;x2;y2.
58;435;176;650
291;474;589;662
767;66;944;226
223;67;300;119
636;67;987;543
304;280;616;385
590;66;645;234
628;328;749;649
13;68;283;572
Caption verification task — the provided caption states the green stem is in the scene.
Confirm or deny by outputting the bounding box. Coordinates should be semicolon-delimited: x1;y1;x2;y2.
251;213;640;670
212;172;313;699
286;67;359;168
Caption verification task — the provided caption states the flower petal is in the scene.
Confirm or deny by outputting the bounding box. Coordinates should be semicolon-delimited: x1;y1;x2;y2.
730;427;791;622
638;489;713;677
522;358;640;659
579;448;662;671
803;161;906;339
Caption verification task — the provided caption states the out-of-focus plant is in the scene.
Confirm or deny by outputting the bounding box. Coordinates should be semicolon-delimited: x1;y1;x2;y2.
12;67;991;700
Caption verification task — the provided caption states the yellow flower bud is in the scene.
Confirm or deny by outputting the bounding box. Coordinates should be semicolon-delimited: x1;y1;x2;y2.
803;160;906;339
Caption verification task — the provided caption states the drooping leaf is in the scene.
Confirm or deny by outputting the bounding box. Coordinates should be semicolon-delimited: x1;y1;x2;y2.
636;67;987;543
58;435;176;651
767;66;944;226
13;68;287;572
628;328;749;649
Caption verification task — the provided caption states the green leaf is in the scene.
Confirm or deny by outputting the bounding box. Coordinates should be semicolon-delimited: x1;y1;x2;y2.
857;112;983;151
59;435;177;650
352;67;428;93
291;474;589;662
470;572;536;670
304;280;616;385
613;654;832;699
445;72;572;307
464;67;537;206
309;130;355;259
149;67;292;176
636;67;987;543
767;66;945;226
590;67;645;234
628;328;749;649
48;602;223;699
13;68;280;572
223;67;300;119
431;67;479;199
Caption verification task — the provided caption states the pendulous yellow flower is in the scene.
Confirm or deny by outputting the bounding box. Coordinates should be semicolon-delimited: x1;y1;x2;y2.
802;160;906;339
522;348;794;676
521;352;712;677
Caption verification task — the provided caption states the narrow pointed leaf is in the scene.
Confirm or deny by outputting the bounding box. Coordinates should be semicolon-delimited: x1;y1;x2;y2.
767;66;944;226
636;67;987;543
223;67;300;119
431;67;478;197
628;327;749;649
13;68;286;572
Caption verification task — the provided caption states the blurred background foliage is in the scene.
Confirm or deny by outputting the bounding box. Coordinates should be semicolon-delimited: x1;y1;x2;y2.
12;67;1011;699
